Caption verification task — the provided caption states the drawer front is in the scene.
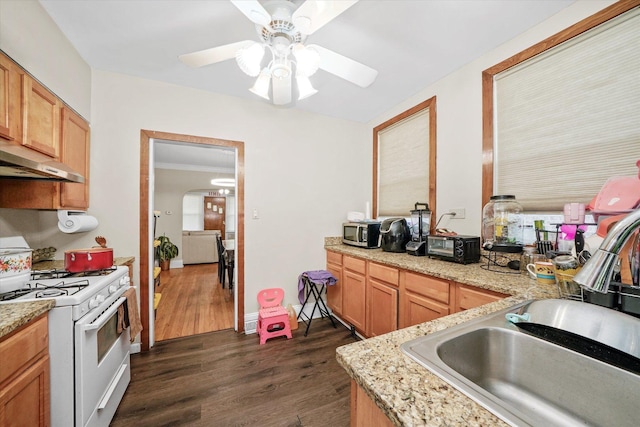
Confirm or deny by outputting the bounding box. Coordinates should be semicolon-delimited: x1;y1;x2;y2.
326;250;342;266
404;272;450;304
0;315;48;385
457;284;505;311
369;262;399;287
343;255;366;275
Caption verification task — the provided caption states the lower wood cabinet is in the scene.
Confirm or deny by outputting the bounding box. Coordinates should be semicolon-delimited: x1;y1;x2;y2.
325;249;508;337
400;271;450;329
326;251;343;316
367;262;399;337
453;282;506;312
342;256;367;332
0;314;50;427
350;380;394;427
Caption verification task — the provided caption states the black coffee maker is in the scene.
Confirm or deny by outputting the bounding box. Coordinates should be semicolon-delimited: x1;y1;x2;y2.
380;218;411;253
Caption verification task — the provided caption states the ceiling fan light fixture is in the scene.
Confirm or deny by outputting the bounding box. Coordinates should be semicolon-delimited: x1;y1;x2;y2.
270;56;292;79
296;75;318;100
249;68;271;100
293;44;320;77
211;178;236;187
235;42;265;77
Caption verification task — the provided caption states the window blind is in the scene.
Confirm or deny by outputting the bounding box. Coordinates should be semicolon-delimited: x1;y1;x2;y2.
494;7;640;211
378;108;429;216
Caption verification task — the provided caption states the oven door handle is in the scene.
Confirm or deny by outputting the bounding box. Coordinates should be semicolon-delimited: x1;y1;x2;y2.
98;363;128;410
81;296;126;331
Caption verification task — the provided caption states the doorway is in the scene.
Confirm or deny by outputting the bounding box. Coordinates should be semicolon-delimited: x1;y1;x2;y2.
139;130;245;351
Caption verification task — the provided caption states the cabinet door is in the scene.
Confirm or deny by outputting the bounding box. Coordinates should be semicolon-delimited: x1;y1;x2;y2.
0;355;50;427
23;75;60;158
351;381;395;427
454;283;506;312
402;292;450;328
60;106;90;209
0;53;23;142
326;262;342;315
367;280;398;337
342;270;366;332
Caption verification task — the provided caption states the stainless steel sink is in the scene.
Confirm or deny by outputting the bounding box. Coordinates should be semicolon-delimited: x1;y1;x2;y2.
401;299;640;427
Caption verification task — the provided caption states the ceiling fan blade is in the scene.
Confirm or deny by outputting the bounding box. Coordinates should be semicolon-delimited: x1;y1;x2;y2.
272;74;292;105
230;0;271;26
293;0;358;35
179;40;254;68
308;44;378;88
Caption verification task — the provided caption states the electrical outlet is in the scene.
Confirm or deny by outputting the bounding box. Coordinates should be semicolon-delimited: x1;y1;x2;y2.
450;208;465;219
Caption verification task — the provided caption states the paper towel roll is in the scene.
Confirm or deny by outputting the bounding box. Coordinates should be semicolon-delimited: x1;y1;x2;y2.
57;210;99;234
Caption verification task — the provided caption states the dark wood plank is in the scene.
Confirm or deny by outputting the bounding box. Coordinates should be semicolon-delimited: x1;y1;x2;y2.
112;317;356;426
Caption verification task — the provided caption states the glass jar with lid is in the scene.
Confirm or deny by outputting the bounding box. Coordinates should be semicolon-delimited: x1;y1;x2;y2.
482;195;524;252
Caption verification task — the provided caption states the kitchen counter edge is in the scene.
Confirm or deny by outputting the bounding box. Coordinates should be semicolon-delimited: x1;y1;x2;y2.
326;242;557;426
0;300;56;339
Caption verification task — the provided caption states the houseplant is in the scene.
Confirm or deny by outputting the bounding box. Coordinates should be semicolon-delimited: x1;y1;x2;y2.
155;235;178;270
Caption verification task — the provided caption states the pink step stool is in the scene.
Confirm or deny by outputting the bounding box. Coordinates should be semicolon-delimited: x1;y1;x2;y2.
257;288;292;345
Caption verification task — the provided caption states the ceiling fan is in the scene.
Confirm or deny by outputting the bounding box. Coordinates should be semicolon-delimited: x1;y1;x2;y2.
179;0;378;105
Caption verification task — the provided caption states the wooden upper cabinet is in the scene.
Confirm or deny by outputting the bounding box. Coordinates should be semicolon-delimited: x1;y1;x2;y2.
22;74;61;158
0;53;23;142
60;106;90;209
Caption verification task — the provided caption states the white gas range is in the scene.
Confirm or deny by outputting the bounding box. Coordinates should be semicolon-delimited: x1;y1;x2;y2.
0;266;133;427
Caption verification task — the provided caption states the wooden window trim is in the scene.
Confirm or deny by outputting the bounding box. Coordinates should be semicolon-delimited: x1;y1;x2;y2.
481;0;639;211
372;96;437;225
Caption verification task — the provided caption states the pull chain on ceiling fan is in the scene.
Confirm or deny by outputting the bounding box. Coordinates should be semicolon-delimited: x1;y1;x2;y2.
179;0;378;105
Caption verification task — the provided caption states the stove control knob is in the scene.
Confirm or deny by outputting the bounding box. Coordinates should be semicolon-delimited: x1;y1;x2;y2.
120;276;130;287
109;285;118;294
89;297;102;309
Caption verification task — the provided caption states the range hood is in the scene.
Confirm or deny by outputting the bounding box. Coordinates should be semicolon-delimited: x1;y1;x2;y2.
0;139;84;183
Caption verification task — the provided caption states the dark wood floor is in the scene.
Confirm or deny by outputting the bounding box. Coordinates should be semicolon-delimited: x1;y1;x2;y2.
112;317;357;427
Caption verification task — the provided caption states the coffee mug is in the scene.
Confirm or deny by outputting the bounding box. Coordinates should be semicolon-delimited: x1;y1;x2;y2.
527;261;556;285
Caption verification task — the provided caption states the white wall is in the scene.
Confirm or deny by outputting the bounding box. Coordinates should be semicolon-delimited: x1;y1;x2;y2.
90;70;369;313
368;0;615;237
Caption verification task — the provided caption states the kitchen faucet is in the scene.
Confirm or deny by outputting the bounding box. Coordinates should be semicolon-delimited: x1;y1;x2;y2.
574;208;640;293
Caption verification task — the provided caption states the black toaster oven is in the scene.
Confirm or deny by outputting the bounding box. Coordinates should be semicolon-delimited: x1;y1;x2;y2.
426;235;481;264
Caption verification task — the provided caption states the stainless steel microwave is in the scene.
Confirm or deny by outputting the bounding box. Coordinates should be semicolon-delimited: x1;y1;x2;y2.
343;222;381;248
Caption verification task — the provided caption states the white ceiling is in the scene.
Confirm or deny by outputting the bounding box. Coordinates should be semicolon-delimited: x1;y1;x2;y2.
154;139;235;173
39;0;575;123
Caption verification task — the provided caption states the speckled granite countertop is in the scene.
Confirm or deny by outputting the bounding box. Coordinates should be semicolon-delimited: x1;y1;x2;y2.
0;300;55;339
325;239;559;426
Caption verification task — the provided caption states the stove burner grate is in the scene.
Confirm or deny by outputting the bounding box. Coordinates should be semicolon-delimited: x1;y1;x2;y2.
30;266;116;280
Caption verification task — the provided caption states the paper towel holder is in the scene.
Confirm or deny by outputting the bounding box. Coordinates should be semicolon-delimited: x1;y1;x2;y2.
57;210;99;233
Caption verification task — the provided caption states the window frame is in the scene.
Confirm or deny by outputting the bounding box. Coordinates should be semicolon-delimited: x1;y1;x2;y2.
481;0;638;211
373;96;437;225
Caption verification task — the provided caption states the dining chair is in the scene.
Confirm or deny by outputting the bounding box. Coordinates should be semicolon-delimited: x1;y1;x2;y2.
216;235;226;288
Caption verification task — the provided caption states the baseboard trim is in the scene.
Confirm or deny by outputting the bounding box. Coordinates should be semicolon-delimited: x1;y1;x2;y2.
244;301;334;335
